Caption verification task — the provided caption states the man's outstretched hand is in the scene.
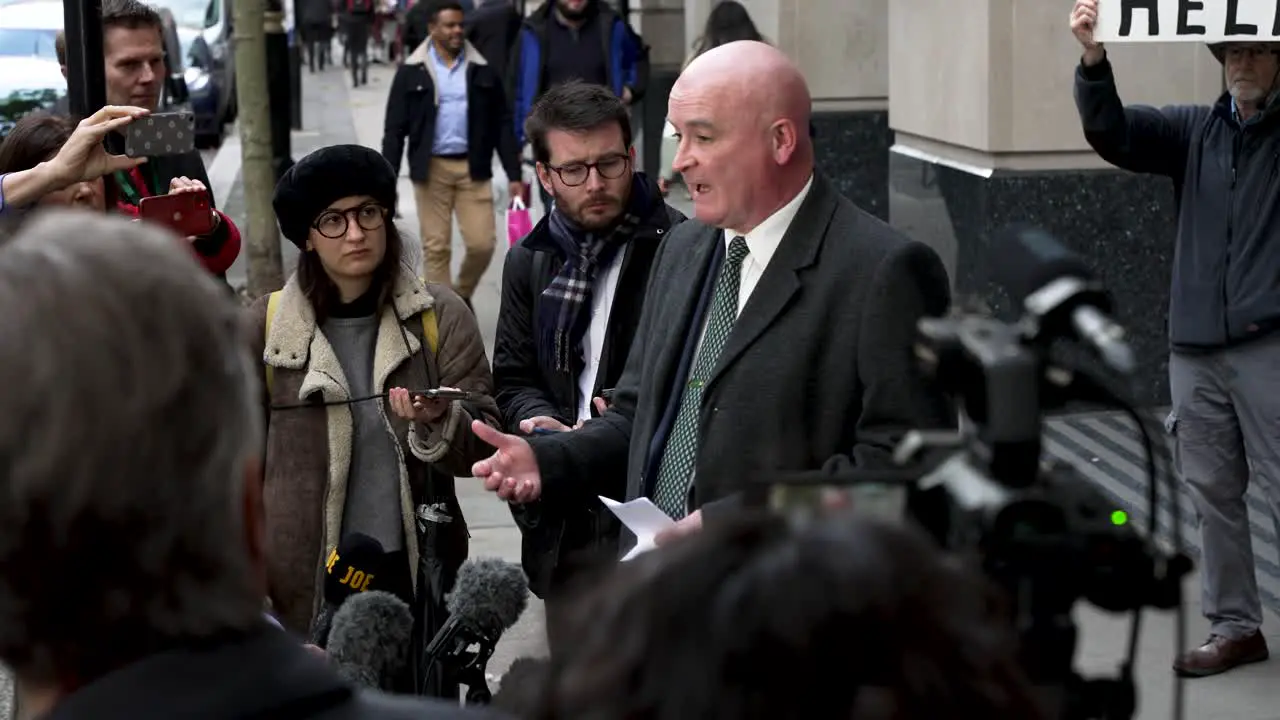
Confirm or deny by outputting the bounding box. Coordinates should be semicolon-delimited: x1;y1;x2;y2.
471;420;543;503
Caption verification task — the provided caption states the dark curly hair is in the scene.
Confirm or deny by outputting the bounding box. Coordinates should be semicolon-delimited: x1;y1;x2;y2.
524;79;632;167
528;512;1046;720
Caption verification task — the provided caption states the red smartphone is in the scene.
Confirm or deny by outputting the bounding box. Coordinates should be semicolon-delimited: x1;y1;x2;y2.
138;191;214;237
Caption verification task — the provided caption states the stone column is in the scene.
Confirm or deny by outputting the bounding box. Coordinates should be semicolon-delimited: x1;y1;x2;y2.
626;0;686;176
682;0;891;219
888;0;1223;405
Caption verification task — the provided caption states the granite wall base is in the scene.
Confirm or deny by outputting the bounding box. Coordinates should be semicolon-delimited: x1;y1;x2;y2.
814;109;890;221
888;150;1177;407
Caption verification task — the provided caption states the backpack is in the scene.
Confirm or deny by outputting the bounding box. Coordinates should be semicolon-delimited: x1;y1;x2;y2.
263;290;439;396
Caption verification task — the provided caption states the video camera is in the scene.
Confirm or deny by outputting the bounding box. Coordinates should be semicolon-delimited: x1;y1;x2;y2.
762;226;1192;720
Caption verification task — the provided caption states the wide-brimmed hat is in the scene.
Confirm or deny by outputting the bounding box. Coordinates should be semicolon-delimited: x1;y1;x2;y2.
1208;41;1280;63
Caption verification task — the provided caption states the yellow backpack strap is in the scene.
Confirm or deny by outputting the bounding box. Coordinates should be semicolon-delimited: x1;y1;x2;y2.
422;306;439;354
264;291;282;397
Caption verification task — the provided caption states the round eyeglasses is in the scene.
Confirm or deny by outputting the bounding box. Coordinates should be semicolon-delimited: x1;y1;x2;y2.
313;202;388;239
545;154;630;187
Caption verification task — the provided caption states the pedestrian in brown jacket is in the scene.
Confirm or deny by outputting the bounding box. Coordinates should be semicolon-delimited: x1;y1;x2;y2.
246;145;500;684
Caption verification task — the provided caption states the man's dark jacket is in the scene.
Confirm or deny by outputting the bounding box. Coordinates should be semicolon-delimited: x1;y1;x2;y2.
508;0;648;145
1075;53;1280;349
466;0;522;85
299;0;334;29
401;1;430;58
42;624;504;719
526;173;954;539
382;39;521;184
493;173;684;597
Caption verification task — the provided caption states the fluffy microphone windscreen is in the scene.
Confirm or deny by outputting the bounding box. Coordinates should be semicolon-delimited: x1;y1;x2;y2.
327;589;414;688
446;557;530;639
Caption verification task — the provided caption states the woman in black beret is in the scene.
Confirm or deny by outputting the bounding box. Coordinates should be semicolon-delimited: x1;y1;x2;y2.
246;144;501;696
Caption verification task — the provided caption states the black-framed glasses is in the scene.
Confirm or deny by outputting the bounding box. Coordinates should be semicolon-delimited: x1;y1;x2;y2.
545;154;630;187
312;202;388;239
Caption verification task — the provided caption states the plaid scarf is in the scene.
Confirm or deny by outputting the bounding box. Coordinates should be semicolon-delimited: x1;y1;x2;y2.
538;183;647;374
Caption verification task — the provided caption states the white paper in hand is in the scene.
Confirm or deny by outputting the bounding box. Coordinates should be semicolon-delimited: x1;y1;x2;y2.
598;496;675;561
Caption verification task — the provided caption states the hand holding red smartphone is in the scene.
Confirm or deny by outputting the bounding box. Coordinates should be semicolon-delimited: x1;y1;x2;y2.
138;189;215;237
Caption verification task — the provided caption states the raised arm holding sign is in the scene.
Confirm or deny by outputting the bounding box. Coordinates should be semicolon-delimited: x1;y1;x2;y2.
1094;0;1280;43
1070;0;1108;66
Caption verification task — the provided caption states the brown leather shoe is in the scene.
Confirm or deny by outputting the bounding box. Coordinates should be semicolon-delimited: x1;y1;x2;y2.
1173;632;1269;677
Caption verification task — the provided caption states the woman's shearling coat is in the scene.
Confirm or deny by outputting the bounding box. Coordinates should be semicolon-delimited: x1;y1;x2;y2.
247;268;499;635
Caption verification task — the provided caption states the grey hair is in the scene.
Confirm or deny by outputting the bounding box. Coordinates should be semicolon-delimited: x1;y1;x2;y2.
0;210;263;684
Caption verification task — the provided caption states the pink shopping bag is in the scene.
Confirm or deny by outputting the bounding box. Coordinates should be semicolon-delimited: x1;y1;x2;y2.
507;196;533;248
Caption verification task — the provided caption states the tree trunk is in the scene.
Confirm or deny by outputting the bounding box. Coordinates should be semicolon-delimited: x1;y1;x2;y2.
233;0;284;296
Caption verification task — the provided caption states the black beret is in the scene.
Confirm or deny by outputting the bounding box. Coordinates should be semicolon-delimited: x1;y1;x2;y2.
272;144;398;248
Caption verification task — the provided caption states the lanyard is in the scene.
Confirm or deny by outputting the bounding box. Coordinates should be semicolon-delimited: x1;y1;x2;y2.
113;164;160;206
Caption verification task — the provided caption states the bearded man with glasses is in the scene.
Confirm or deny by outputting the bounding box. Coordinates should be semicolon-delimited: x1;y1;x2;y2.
490;80;685;616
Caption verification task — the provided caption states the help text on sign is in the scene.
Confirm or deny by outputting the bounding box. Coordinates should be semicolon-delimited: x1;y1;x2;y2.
1095;0;1280;43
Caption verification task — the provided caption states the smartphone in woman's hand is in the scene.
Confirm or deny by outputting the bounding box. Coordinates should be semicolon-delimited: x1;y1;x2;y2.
413;388;472;401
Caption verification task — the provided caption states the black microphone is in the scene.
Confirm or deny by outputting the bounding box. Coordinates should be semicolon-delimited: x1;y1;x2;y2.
993;224;1137;375
421;558;529;704
310;532;390;648
327;590;415;691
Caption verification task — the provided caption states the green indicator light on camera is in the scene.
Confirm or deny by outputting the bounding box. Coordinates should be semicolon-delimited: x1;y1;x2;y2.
1110;510;1128;527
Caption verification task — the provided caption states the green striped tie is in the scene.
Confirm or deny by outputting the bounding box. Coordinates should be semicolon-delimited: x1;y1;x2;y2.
652;236;750;518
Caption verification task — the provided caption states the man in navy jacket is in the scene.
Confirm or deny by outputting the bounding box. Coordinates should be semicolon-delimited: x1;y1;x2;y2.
508;0;648;207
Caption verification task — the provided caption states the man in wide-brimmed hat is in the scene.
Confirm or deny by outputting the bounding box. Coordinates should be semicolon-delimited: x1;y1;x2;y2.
1207;40;1280;106
1070;0;1280;681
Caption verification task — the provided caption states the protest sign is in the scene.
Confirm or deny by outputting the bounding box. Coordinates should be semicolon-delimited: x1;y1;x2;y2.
1095;0;1280;43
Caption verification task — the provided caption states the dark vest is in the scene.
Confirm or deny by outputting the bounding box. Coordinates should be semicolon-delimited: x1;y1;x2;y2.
542;12;608;89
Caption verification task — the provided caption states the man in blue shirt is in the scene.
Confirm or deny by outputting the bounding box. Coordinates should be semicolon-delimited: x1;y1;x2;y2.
383;0;523;309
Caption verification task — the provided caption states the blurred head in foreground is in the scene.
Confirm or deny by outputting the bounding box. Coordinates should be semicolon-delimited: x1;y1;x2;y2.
530;511;1045;720
0;211;266;704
